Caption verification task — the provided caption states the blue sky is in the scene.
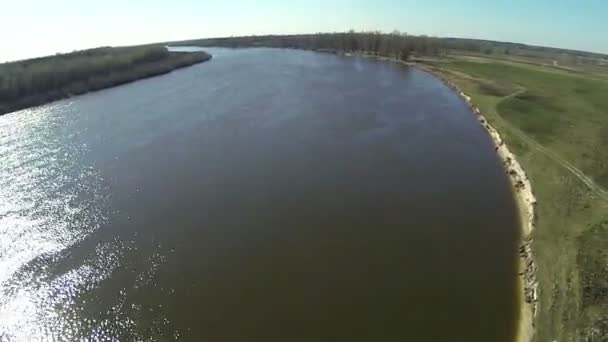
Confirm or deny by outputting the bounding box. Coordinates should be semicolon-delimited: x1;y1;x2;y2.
2;0;606;61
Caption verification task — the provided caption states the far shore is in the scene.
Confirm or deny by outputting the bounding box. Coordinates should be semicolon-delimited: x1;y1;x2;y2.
0;49;212;116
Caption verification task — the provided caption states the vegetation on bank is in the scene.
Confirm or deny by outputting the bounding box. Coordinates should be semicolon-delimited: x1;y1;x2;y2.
0;46;211;115
420;53;608;342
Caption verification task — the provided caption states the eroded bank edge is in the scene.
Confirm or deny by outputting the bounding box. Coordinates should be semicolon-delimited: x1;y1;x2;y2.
419;63;539;342
341;52;539;342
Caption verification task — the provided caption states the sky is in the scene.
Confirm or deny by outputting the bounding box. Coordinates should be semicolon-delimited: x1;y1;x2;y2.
1;0;606;62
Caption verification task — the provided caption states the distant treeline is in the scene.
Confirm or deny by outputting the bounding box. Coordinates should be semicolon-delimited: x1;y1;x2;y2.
0;46;211;115
171;31;441;60
171;31;608;62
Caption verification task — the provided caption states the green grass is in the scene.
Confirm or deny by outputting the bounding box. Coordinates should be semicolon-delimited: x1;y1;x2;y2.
449;50;608;80
422;54;608;342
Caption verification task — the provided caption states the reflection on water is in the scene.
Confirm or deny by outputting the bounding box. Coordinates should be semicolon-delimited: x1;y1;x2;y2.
0;103;111;338
0;48;519;341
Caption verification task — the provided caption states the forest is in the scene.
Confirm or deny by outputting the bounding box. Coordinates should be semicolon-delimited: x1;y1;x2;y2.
0;45;211;115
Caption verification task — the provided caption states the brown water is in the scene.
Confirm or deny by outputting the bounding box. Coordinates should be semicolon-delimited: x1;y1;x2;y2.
0;48;520;341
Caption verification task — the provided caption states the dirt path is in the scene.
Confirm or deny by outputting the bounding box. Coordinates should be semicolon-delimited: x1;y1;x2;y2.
492;87;608;202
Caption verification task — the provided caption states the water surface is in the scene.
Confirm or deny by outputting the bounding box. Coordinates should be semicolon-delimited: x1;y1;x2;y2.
0;48;519;341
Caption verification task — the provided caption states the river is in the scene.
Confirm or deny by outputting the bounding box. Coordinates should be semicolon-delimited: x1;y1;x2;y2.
0;47;520;341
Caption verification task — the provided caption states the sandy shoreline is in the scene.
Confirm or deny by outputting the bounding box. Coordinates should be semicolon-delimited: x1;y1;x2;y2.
418;64;539;342
455;89;538;342
344;52;538;342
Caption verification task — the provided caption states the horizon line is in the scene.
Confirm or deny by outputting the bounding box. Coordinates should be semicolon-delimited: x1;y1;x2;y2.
3;31;607;64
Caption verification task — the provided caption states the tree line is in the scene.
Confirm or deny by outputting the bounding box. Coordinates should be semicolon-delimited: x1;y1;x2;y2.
0;46;211;115
172;31;442;61
171;31;608;62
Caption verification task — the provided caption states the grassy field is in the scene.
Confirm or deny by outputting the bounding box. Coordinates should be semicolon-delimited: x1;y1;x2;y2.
420;54;608;341
444;50;608;80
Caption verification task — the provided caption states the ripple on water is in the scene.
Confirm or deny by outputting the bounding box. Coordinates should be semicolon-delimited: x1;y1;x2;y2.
0;104;123;339
0;103;176;340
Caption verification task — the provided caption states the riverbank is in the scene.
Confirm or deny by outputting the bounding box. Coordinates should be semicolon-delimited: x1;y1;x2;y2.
0;46;211;115
417;53;608;342
418;64;538;342
455;87;537;342
345;52;537;342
